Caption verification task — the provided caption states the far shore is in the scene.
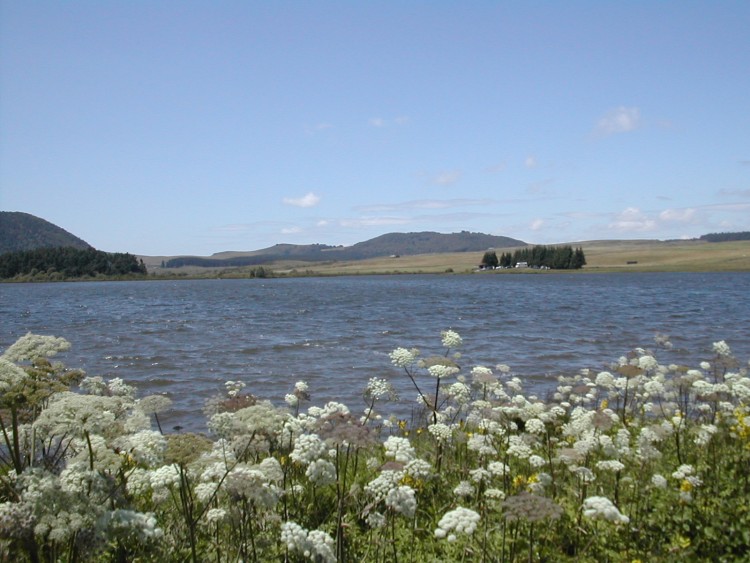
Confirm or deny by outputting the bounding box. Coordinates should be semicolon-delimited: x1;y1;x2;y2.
140;239;750;278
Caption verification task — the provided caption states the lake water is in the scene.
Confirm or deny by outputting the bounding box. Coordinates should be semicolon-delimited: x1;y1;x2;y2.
2;273;749;432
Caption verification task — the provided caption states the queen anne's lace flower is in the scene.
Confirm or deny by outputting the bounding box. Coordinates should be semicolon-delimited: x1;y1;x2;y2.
280;522;335;563
434;507;480;541
582;496;629;524
384;436;416;463
390;347;419;368
385;485;417;518
290;434;327;466
306;459;337;486
441;330;463;349
2;333;70;362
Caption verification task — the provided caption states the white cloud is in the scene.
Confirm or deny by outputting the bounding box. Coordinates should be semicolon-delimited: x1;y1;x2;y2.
281;226;302;234
595;106;641;136
434;170;462;185
659;208;696;222
609;207;657;232
340;217;411;228
283;192;321;208
355;198;493;213
369;116;409;127
530;218;545;231
316;220;329;227
524;156;537;169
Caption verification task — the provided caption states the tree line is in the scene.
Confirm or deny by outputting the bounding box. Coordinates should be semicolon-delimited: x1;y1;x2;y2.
699;232;750;242
481;245;586;270
0;247;148;280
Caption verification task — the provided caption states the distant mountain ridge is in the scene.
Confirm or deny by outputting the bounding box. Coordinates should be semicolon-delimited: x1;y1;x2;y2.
165;231;527;268
0;212;92;254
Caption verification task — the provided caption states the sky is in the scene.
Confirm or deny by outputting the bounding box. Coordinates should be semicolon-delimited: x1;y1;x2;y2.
1;1;749;256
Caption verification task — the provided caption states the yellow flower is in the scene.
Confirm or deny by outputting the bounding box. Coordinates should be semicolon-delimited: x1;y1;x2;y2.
600;399;609;410
513;475;527;488
680;479;693;493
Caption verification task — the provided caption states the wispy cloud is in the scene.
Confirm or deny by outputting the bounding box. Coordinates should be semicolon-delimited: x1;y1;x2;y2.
524;155;537;169
283;192;321;208
368;116;410;127
595;106;641;137
659;208;696;223
355;198;493;213
433;170;462;185
281;226;302;235
530;218;545;231
340;216;412;228
718;188;750;198
609;207;657;232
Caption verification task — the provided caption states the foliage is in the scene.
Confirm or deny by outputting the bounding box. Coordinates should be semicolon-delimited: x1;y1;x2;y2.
699;231;750;243
1;331;749;561
0;247;147;280
480;250;498;269
499;245;586;270
0;212;91;255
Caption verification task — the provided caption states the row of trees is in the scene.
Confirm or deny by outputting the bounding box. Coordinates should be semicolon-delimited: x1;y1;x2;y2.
0;246;148;280
700;231;750;242
481;245;586;270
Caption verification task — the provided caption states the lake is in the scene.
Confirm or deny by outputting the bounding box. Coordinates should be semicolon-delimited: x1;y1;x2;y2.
2;273;748;432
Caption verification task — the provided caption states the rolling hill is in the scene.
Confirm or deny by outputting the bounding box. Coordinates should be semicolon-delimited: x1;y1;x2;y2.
0;211;92;254
162;231;526;268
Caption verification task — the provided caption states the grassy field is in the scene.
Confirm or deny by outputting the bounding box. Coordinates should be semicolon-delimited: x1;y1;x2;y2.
142;239;750;277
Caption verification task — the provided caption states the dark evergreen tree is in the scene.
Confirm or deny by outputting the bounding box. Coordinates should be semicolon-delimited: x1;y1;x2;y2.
481;250;499;269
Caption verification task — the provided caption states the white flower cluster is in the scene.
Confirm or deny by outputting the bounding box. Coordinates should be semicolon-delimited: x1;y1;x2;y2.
280;521;335;563
428;422;453;443
366;377;396;401
582;496;629;524
385;485;417;518
390;347;419;368
441;330;463;349
1;332;70;362
383;436;416;463
427;364;459;380
290;433;327;466
713;340;732;357
434;506;480;541
306;459;337;486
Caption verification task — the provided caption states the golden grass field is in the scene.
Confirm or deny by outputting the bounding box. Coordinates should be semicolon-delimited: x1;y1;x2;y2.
142;239;750;277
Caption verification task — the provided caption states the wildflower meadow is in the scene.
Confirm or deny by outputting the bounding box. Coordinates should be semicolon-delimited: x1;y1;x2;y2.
1;330;749;562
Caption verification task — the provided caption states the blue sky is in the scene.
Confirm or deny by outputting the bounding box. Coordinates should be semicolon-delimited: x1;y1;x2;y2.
1;1;749;256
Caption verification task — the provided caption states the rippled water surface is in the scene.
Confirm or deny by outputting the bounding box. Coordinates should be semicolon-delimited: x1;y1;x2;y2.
2;273;749;431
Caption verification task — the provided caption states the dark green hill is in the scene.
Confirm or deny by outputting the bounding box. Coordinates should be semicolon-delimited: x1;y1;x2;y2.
0;212;92;254
165;231;526;268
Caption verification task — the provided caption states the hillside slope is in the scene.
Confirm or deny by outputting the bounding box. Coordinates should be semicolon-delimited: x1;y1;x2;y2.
0;212;91;254
163;231;526;268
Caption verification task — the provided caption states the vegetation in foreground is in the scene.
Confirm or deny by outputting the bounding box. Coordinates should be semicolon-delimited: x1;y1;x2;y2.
1;331;749;562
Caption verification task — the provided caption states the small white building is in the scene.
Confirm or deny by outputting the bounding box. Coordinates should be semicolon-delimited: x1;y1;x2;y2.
515;261;528;268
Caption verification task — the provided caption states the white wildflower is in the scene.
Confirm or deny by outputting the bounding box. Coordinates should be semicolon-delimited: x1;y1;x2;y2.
390;347;419;368
582;496;629;524
306;459;337;486
384;436;416;463
385;485;417;518
434;507;480;540
441;330;463;349
453;481;474;498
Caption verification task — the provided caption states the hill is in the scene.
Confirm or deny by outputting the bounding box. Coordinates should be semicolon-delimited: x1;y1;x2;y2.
162;231;526;268
0;211;92;254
